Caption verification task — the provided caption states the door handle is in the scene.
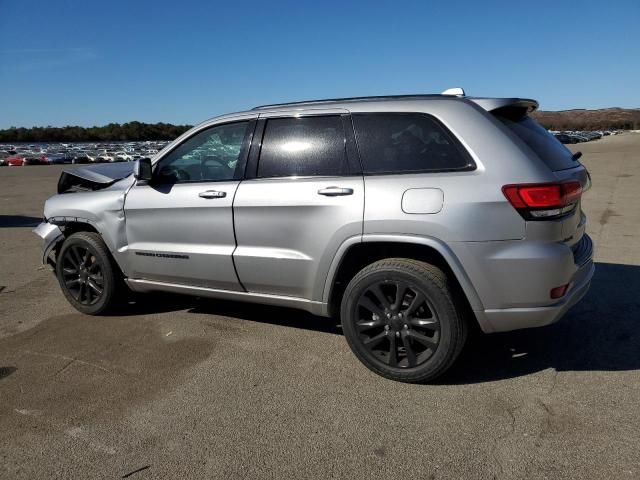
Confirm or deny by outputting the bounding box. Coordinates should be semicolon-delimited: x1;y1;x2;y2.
199;190;227;199
317;186;354;197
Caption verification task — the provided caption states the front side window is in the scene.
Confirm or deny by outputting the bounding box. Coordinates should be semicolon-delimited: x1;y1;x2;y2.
155;121;249;183
352;113;474;174
257;116;349;178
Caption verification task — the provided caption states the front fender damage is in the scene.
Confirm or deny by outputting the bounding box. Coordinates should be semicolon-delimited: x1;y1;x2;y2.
35;175;134;273
32;222;64;267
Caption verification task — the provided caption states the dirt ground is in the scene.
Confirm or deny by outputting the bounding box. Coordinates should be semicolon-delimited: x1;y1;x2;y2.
1;134;639;479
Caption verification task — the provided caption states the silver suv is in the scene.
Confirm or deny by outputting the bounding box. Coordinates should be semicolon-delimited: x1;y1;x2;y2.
34;90;594;382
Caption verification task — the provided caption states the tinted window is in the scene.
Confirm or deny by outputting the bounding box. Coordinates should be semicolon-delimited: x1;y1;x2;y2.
155;121;249;183
352;113;473;174
494;110;576;171
257;116;349;178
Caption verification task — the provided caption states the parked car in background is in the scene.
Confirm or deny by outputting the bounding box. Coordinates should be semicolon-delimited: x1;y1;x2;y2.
46;153;72;165
114;151;133;162
5;154;28;166
97;152;115;162
27;155;50;165
84;151;101;163
71;153;91;164
6;154;49;166
554;133;578;144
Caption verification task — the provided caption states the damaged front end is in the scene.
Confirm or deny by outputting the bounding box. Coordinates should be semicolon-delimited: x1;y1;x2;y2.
57;162;136;194
34;162;136;271
33;221;64;267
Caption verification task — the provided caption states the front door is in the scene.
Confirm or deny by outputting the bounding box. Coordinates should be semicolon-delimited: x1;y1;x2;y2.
124;119;254;290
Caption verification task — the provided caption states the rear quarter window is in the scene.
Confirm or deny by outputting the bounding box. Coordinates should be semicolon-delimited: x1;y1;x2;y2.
352;113;475;175
494;109;576;171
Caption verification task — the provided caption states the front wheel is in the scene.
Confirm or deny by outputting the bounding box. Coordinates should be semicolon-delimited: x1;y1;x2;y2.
55;232;124;315
340;258;467;383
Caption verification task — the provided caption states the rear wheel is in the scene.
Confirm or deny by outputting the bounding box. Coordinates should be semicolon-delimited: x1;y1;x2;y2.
340;258;467;383
55;232;124;315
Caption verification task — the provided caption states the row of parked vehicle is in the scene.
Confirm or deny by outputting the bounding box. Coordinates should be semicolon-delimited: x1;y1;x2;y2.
0;141;170;166
552;130;623;144
0;129;625;166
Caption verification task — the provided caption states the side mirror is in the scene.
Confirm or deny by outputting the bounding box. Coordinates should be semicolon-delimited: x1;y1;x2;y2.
134;158;153;184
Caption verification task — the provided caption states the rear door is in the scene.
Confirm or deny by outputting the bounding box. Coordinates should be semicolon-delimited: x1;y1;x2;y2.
233;111;364;300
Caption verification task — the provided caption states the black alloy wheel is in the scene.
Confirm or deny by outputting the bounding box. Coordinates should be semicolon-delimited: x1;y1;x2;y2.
354;280;440;368
55;231;124;315
60;244;105;305
341;258;467;383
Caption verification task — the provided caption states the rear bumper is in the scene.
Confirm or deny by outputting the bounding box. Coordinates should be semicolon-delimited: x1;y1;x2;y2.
32;221;63;267
477;260;594;332
451;233;595;333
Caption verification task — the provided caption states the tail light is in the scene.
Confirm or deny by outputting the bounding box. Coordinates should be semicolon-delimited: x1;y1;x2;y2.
502;181;582;220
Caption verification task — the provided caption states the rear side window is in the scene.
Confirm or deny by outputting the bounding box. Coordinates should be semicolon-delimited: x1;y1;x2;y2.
257;116;349;178
494;109;576;171
352;113;474;174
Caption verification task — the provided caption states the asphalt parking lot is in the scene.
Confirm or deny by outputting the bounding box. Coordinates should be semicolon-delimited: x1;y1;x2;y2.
1;134;639;479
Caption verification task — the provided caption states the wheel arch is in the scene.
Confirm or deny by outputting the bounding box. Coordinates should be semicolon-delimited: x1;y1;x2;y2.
46;218;126;278
324;235;486;330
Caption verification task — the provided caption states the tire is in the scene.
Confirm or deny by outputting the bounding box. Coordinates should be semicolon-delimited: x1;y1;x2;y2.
55;232;124;315
340;258;467;383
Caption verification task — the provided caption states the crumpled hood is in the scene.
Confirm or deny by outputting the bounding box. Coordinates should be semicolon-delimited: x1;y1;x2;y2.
58;162;136;193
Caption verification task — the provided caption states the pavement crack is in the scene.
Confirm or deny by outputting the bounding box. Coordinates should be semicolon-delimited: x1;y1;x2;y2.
537;398;554;417
20;349;113;374
490;404;519;479
53;358;76;377
122;465;151;478
547;368;559;395
536;398;557;439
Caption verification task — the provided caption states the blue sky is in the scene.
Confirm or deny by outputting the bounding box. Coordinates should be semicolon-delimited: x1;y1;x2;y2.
0;0;638;128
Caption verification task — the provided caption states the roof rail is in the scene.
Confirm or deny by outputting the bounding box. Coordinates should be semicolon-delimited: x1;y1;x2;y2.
252;94;448;110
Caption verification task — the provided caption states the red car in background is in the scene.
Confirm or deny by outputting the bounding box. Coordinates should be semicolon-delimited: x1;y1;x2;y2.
4;155;27;166
5;154;50;166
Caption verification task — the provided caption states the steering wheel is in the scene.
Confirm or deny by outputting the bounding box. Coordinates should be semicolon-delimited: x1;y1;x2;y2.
202;155;229;169
158;165;191;183
201;155;234;178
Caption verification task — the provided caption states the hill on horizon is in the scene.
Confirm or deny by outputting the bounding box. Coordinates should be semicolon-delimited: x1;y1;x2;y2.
532;107;640;130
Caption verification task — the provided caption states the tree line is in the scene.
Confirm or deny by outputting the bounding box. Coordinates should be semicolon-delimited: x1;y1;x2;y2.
0;122;193;143
2;109;638;143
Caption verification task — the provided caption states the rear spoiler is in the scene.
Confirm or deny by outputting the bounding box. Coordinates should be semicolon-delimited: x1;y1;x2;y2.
468;97;539;114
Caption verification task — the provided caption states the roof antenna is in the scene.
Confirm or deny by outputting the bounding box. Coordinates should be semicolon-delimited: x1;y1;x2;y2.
441;87;465;96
